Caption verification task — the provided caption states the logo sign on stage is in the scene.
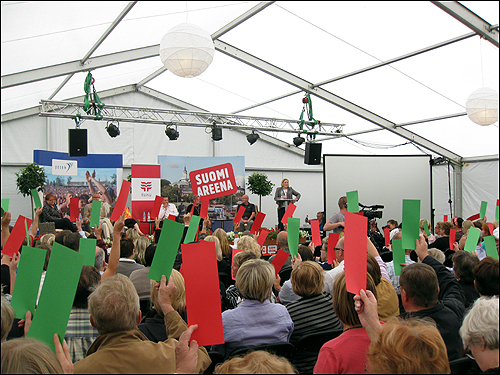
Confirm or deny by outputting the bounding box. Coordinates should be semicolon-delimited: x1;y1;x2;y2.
189;163;237;200
51;159;77;176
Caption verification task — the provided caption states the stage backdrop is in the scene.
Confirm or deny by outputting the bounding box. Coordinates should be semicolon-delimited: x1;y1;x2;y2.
131;164;161;221
33;150;123;218
157;156;245;221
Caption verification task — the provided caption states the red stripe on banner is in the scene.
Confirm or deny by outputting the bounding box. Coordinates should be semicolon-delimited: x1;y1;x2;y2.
110;180;131;221
150;196;163;220
310;219;321;247
231;249;242;280
131;164;161;179
182;241;224;346
449;229;456;251
467;213;480;221
200;196;209;219
384;227;390;247
233;205;246;224
2;216;33;257
327;233;339;264
257;228;269;248
250;212;266;234
281;203;296;225
271;249;290;276
70;197;79;222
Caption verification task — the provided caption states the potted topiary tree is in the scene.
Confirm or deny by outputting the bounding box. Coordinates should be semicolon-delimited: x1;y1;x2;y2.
15;162;47;220
246;172;274;214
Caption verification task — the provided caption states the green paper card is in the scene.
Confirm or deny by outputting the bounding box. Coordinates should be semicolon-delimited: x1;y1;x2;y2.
31;189;42;209
480;201;488;219
24;219;30;247
183;215;201;244
483;236;498;259
10;246;47;319
464;227;481;253
1;198;10;217
423;220;430;236
288;217;300;257
79;238;97;266
392;239;406;277
402;199;420;250
89;200;101;227
496;200;499;223
27;242;84;353
149;219;184;281
346;190;359;213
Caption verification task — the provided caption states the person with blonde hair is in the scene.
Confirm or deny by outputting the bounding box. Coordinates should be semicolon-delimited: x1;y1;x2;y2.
226;251;259;309
459;296;499;373
420;218;436;244
138;269;187;342
274;178;301;231
125;228;139;243
213;228;233;258
212;259;293;359
40;233;56;246
1;296;14;342
215;350;297;374
236;235;262;259
134;236;150;266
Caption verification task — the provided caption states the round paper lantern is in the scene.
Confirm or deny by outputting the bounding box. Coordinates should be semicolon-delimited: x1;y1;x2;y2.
159;23;215;78
465;87;499;126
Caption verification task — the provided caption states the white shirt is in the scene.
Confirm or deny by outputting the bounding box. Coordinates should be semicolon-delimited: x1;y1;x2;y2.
324;260;345;292
158;203;178;219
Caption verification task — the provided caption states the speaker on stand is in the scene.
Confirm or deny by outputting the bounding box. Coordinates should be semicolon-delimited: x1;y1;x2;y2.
68;129;88;157
304;142;322;165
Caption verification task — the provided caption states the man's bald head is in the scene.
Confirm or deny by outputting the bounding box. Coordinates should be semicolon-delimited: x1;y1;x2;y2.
277;231;288;248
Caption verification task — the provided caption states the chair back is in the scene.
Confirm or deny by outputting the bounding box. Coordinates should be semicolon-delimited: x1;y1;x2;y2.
294;329;343;354
229;342;295;361
39;221;56;235
448;356;480;374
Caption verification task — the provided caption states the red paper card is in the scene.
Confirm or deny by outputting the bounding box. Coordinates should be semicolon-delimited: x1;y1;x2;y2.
168;214;176;221
70;197;79;222
271;249;290;276
444;215;448;222
110;180;131;221
280;203;296;225
327;233;339;264
231;249;243;280
344;212;367;295
2;216;33;257
449;229;456;251
257;229;269;248
182;242;224;346
384;227;390;247
250;212;266;235
190;197;198;214
487;223;494;236
310;219;321;247
200;196;209;219
150;196;163;220
233;205;246;224
466;213;480;221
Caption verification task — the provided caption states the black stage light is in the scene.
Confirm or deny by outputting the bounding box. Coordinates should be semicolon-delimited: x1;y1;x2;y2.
293;135;305;146
106;121;120;138
246;131;260;145
165;126;179;140
212;126;223;141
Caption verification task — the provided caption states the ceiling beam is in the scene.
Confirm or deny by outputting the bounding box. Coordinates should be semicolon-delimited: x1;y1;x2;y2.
432;1;499;47
214;39;462;165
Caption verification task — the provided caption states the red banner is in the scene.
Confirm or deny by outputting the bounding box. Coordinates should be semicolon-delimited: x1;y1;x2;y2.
189;163;237;200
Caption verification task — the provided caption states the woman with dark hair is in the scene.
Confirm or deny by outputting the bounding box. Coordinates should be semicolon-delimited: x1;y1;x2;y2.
40;193;77;231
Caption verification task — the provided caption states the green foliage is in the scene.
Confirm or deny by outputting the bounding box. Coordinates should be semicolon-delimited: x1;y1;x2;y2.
162;184;182;202
15;163;47;197
247;173;274;197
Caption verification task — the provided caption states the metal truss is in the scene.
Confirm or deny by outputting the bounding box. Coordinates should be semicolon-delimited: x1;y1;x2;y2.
39;100;344;136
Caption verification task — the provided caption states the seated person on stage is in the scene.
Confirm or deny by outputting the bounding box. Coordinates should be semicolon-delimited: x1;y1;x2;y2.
236;195;256;232
40;193;77;232
157;196;178;220
305;211;326;232
73;274;210;373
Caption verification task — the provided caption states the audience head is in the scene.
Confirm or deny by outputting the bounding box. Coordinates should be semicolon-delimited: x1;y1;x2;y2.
459;297;499;372
125;228;139;243
473;257;499;296
333;272;377;327
144;243;157;268
88;274;140;334
419;219;431;233
204;236;222;261
40;233;55;246
277;231;288;249
134;236;150;266
215;350;296;374
94;247;105;271
462;220;473;235
241;231;254;238
320;237;328;262
236;236;261;259
387;219;398;230
366;254;382;286
1;296;14;342
426;248;445;264
1;337;64;374
291;261;324;298
435;221;444;236
452;216;464;230
473;220;484;229
440;222;453;236
367;318;450;374
63;232;81;251
150;269;185;318
399;263;439;309
73;265;100;308
452;250;479;284
213;228;232;258
297;245;314;262
54;230;72;245
334;237;345;262
338;196;347;210
232;251;259;279
236;259;274;303
119;238;135;259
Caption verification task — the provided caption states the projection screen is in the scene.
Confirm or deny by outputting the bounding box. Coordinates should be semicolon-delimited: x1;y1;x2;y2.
324;154;432;226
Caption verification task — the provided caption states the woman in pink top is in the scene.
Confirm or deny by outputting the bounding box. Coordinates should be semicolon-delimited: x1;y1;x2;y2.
314;272;379;374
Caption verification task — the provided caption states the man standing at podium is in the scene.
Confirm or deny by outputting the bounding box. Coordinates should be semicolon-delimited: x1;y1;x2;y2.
274;178;301;231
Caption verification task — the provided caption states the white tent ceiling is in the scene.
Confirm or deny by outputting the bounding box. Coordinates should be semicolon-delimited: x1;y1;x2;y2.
2;1;499;160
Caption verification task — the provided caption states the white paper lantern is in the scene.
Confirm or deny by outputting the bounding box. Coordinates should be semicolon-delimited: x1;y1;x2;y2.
159;23;215;78
465;87;499;126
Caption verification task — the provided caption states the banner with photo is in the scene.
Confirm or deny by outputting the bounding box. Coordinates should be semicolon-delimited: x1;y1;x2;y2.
157;155;245;222
33;150;123;219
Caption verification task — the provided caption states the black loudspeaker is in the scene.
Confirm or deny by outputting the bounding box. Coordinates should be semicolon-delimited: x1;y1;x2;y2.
304;142;322;165
68;129;88;157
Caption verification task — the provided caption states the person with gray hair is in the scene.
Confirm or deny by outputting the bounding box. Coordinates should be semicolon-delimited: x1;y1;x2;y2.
73;274;210;373
459;296;499;373
94;247;106;273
